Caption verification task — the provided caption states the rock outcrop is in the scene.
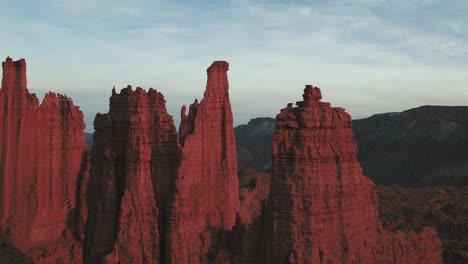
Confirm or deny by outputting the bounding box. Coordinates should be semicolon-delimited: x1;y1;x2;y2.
378;185;468;264
0;57;446;263
86;61;241;263
84;87;178;263
233;169;271;264
0;57;87;263
260;85;443;263
165;61;240;263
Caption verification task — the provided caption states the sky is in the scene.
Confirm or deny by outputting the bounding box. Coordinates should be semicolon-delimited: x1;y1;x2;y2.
1;0;468;132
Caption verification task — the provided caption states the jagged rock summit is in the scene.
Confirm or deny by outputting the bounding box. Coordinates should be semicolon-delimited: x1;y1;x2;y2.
166;60;240;263
85;61;240;263
260;85;442;263
83;86;176;263
0;58;444;264
0;57;87;263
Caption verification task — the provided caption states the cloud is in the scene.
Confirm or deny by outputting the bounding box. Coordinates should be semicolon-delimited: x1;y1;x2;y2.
1;0;467;132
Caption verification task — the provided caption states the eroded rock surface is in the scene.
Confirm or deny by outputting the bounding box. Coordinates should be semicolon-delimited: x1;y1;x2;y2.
84;86;179;263
260;85;443;264
233;169;271;264
378;185;468;264
0;57;87;263
0;57;446;264
165;61;240;263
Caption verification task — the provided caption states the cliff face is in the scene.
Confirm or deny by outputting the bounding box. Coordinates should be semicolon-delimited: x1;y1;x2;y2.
84;87;178;263
165;61;240;263
260;85;442;264
0;57;87;263
233;169;271;264
0;57;39;248
0;58;445;263
84;62;240;263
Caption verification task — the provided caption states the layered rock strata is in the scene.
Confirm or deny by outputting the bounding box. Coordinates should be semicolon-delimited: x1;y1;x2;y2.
260;85;443;264
84;87;178;263
165;61;240;263
0;57;87;263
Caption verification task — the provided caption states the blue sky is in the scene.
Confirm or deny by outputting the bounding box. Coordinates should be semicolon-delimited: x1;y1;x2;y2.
2;0;468;132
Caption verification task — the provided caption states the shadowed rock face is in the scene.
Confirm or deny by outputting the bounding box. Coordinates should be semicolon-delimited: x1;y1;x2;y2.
84;61;240;263
165;61;240;263
235;117;275;173
260;85;442;264
353;106;468;186
234;106;468;186
233;169;271;264
378;185;468;264
84;86;178;263
0;57;87;263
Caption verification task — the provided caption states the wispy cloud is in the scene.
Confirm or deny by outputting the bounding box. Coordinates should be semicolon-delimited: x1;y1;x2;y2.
1;0;467;131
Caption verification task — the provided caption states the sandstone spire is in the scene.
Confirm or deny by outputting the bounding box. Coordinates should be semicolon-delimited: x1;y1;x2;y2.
165;61;240;263
260;85;442;263
0;57;87;263
84;86;179;263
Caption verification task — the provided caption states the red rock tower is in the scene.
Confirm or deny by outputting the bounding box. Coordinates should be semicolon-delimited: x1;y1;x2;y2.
260;85;442;263
0;57;38;247
0;57;87;263
84;86;179;263
165;61;240;263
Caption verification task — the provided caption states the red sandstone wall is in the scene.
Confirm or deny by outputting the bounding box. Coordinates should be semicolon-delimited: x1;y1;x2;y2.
0;57;87;263
0;57;444;264
260;85;442;264
165;61;240;263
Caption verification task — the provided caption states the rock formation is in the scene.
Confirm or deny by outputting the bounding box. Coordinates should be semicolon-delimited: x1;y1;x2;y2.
0;57;87;263
84;61;240;263
378;185;468;264
0;57;38;248
0;57;446;263
233;169;271;263
260;85;443;263
84;86;178;263
165;61;240;263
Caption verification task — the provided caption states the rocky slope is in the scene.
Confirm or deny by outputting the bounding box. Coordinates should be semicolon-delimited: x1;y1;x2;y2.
0;57;87;263
378;185;468;264
233;169;271;263
235;106;468;186
260;85;442;263
235;118;275;173
353;106;468;186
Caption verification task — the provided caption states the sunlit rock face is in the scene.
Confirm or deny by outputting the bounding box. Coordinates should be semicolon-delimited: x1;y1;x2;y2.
165;61;240;263
260;85;442;264
83;86;178;263
0;57;87;263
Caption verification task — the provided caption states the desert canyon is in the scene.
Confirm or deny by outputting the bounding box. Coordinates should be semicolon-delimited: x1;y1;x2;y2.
0;57;456;263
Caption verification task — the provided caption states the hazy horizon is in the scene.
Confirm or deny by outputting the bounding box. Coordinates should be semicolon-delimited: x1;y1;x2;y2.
2;0;467;132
